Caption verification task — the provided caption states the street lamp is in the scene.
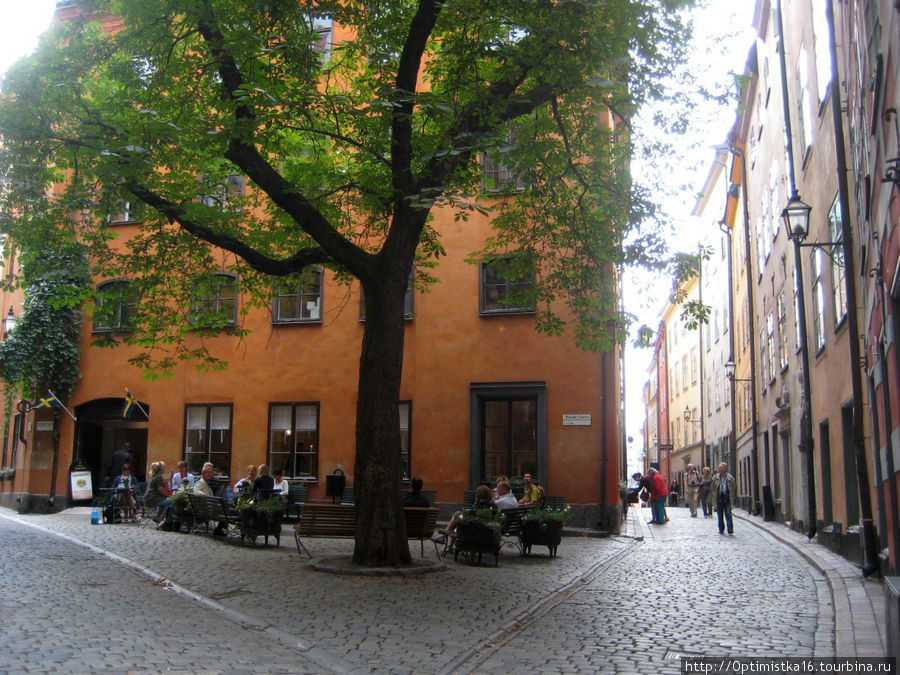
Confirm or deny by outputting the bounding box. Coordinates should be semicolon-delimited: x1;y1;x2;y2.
782;191;817;539
2;307;16;339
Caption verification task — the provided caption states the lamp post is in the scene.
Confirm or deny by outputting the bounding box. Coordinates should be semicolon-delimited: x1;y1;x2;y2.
782;192;817;539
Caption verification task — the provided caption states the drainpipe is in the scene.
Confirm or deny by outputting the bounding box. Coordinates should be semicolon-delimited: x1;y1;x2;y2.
825;0;878;576
777;0;817;538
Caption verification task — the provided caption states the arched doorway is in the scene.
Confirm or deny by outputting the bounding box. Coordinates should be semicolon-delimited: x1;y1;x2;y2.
74;398;150;489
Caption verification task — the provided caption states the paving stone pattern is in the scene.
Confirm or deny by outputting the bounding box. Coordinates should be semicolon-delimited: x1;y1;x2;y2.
0;505;834;673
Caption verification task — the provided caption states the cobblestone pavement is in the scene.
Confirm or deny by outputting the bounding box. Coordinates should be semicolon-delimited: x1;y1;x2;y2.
0;503;852;673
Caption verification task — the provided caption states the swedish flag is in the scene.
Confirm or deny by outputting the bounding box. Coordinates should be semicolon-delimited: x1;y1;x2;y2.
30;391;61;410
123;389;137;419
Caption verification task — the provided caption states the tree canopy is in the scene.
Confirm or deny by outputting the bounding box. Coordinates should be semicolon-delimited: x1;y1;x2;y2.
0;0;694;565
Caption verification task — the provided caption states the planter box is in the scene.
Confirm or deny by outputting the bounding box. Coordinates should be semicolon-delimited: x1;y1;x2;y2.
239;508;283;547
521;520;563;557
455;520;501;565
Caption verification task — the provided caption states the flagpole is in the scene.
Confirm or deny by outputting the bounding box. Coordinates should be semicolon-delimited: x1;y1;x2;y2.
125;390;150;420
47;390;77;421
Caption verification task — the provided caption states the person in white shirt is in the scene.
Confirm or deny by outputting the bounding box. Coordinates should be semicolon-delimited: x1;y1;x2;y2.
493;481;519;511
272;468;289;501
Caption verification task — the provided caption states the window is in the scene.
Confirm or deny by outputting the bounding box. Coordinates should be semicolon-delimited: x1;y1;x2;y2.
192;273;238;326
828;197;847;324
482;398;537;478
796;46;814;158
479;257;535;315
399;402;411;480
198;174;246;210
690;347;698;384
107;199;145;224
811;0;833;103
268;403;319;479
274;269;323;323
811;249;827;351
184;404;232;476
777;292;788;370
93;280;138;332
681;355;688;392
766;311;776;382
309;16;334;58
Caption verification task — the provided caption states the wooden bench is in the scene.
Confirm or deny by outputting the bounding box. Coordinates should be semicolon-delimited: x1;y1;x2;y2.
188;493;239;536
293;504;439;559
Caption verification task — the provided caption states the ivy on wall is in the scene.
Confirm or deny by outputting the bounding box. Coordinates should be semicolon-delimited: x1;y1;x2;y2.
0;245;90;405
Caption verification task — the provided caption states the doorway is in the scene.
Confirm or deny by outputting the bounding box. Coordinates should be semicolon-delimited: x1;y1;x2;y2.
74;398;150;488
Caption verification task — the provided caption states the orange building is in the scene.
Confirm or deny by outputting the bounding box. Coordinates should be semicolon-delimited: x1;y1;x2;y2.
0;4;622;531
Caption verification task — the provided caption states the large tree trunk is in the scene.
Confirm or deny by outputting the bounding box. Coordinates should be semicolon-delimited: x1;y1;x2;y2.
352;268;412;566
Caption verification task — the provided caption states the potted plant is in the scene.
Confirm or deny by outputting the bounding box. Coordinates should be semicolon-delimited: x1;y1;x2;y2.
238;496;285;546
170;488;193;530
454;507;505;565
521;505;572;557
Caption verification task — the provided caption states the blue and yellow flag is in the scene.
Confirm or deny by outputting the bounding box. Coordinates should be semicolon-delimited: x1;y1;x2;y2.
30;391;61;410
123;389;138;419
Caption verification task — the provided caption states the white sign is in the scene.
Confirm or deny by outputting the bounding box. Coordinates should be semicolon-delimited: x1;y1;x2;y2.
563;414;592;426
70;471;93;500
35;420;54;432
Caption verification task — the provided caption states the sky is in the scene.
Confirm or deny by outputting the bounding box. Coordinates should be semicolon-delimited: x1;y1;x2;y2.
0;1;57;81
0;1;754;470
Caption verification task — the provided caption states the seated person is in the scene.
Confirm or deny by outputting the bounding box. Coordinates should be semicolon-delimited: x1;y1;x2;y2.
493;481;519;510
435;484;497;544
144;461;174;523
194;462;227;536
253;463;275;500
490;475;509;500
169;460;195;492
272;468;289;501
112;463;138;521
518;473;545;507
402;476;430;507
231;464;258;501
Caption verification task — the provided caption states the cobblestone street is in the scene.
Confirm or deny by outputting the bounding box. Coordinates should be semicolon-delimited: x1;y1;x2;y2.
0;504;883;673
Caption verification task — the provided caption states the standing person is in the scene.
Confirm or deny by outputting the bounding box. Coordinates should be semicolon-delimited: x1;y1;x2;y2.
638;471;654;519
683;464;702;517
169;460;195;492
110;442;132;482
668;479;679;508
711;462;736;535
648;467;669;525
698;466;714;517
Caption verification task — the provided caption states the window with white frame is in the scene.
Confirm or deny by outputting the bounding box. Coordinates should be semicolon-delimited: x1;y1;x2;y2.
268;403;319;479
107;199;146;224
690;347;698;384
184;404;232;476
811;249;827;351
777;292;788;370
828;197;847;324
811;0;833;104
274;269;323;323
767;310;776;382
796;46;814;157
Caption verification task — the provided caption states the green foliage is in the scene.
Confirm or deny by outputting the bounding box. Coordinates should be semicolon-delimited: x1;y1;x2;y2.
0;0;696;367
0;244;89;401
522;505;572;526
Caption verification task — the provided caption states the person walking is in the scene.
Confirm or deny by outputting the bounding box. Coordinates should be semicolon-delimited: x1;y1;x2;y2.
683;464;702;517
699;466;714;517
648;467;669;525
711;462;736;535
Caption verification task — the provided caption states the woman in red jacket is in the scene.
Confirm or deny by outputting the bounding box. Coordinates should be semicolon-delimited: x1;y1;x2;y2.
648;467;669;525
